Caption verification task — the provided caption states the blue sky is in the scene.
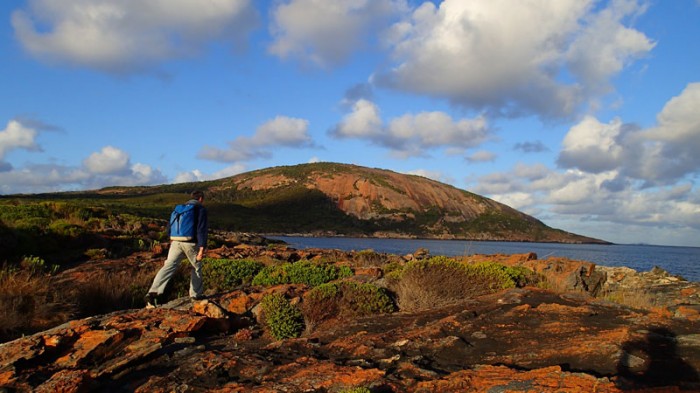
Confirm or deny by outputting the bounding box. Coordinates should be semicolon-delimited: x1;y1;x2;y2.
1;0;699;247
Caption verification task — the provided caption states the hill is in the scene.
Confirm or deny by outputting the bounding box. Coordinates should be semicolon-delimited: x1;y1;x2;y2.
7;162;606;244
137;162;606;243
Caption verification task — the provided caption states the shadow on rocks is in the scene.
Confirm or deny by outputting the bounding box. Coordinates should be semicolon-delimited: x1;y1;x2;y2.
616;326;699;390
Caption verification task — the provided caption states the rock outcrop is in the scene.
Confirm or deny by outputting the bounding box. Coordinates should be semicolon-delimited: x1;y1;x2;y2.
1;285;699;392
2;246;699;392
207;163;609;243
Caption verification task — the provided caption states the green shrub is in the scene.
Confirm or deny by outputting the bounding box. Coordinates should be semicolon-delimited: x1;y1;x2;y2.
354;249;385;266
469;261;537;287
85;248;109;260
20;255;59;275
48;219;85;237
303;281;394;329
252;260;353;287
340;388;371;393
391;257;525;311
261;293;304;340
203;258;265;292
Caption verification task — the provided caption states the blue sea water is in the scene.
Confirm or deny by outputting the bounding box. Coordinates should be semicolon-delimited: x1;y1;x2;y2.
268;236;700;283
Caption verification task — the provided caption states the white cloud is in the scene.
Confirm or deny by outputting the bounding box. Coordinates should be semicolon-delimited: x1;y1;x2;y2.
474;162;700;245
331;99;489;157
0;145;167;194
513;141;550;153
79;146;168;188
333;99;384;139
557;115;625;173
558;82;700;184
566;0;655;95
466;150;496;163
377;0;653;119
83;146;130;175
198;115;315;163
12;0;257;73
253;116;312;146
490;192;534;211
268;0;407;68
174;164;246;183
405;168;453;184
0;164;90;194
0;120;41;160
0;117;170;194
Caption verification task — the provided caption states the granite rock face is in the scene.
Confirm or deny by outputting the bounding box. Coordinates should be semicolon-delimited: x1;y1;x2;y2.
2;247;699;392
2;287;699;392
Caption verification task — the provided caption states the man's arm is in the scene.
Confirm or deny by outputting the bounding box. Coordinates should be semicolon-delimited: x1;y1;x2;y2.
196;206;208;260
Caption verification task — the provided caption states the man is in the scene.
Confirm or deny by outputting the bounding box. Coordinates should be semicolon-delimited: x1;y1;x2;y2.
145;190;208;307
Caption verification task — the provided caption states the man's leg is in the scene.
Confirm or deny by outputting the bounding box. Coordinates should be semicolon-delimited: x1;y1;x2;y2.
181;243;204;299
148;241;185;299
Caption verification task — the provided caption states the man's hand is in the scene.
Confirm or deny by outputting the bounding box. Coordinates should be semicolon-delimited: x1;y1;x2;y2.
196;247;204;261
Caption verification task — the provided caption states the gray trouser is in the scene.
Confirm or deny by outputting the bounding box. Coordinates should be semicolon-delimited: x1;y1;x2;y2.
148;241;203;298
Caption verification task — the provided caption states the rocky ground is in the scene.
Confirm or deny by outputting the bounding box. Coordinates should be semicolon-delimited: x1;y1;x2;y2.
1;244;699;392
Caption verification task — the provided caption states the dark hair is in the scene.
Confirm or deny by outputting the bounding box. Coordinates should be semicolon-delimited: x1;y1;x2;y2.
191;190;204;200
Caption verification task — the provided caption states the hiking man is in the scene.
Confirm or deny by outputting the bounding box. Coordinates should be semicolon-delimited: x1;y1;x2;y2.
145;190;208;307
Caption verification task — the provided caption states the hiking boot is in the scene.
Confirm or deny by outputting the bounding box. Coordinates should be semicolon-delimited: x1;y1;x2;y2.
144;292;159;308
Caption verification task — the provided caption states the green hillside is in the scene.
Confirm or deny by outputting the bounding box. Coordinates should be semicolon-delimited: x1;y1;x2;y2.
0;162;609;266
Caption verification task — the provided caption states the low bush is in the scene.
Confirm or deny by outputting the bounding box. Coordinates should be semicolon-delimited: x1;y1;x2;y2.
20;255;59;275
260;293;304;340
340;388;371;393
303;281;395;329
354;249;385;266
72;266;159;316
252;260;353;287
203;258;265;292
0;266;72;343
48;219;86;238
599;288;658;310
391;257;530;312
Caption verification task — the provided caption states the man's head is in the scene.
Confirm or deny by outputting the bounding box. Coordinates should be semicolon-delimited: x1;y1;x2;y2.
191;190;205;202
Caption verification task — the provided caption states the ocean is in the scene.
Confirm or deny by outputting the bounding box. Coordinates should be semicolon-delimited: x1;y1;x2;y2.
268;236;700;283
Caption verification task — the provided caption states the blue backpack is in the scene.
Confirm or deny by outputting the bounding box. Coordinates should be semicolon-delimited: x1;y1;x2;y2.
169;203;197;241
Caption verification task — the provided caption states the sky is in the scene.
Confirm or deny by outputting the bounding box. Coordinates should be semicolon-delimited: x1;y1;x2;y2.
1;0;699;247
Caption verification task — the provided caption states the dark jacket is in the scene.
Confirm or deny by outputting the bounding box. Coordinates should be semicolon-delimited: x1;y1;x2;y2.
189;199;209;250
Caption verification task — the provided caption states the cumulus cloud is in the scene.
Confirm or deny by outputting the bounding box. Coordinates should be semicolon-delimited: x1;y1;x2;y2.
0;144;167;194
0;164;90;194
12;0;257;73
198;116;315;163
637;82;700;182
513;141;550;153
473;161;700;245
268;0;407;68
376;0;654;119
566;0;655;96
557;82;700;185
79;146;167;187
557;115;626;173
0;120;41;160
405;168;454;185
83;146;131;175
174;164;246;183
466;150;497;163
330;99;490;157
331;99;383;139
